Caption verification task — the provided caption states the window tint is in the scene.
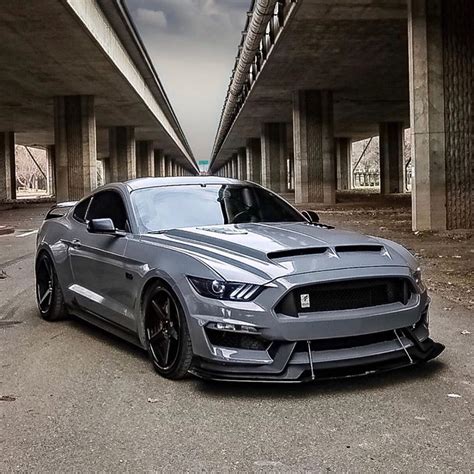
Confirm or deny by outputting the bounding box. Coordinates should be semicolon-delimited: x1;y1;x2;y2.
131;184;305;233
73;197;91;223
86;191;129;231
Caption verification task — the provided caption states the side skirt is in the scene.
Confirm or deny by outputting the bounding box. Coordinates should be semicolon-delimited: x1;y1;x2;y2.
68;305;143;349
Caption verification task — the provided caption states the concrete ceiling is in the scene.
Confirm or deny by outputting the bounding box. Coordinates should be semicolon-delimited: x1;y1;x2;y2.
213;0;409;169
0;0;197;172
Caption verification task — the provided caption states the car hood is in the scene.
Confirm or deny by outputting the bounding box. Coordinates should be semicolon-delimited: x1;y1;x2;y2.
144;222;415;284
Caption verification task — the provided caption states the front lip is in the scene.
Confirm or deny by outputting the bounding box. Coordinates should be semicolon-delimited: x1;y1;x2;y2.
190;337;445;383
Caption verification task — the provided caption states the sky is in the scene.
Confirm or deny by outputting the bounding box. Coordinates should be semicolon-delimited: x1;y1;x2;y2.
126;0;250;164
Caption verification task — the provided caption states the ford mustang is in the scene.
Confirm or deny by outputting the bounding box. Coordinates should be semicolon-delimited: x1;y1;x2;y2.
35;177;444;382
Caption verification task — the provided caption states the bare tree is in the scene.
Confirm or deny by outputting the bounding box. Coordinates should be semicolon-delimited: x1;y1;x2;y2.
15;146;47;191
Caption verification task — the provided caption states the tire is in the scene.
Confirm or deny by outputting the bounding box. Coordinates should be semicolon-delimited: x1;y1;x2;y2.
143;282;193;380
35;253;67;322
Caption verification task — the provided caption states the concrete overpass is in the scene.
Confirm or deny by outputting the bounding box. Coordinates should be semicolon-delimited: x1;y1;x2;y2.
210;0;472;231
0;0;198;203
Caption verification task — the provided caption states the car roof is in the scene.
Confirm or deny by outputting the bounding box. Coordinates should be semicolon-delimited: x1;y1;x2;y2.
124;176;248;191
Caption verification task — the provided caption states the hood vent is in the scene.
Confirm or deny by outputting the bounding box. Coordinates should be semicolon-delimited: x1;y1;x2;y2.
335;245;383;253
267;247;328;260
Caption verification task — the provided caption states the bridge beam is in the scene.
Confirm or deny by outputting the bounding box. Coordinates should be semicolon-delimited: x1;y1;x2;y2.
54;95;97;202
109;126;136;183
0;132;16;201
379;122;404;194
293;90;336;205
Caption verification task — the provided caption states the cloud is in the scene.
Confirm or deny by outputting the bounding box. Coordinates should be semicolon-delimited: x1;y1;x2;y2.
135;8;167;29
126;0;250;162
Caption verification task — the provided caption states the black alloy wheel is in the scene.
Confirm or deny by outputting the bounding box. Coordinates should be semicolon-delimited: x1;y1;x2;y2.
35;253;66;321
144;284;193;379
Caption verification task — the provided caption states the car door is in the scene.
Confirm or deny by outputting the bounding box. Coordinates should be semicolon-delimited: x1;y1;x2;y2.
68;189;135;331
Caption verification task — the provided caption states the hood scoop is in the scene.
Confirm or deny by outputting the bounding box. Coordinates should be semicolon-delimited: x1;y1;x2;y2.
335;245;384;253
267;247;328;260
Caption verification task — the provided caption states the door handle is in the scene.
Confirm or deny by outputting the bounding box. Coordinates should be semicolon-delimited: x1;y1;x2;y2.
71;239;82;249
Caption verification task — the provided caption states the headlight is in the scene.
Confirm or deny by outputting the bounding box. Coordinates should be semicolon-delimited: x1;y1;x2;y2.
412;267;426;292
187;276;263;301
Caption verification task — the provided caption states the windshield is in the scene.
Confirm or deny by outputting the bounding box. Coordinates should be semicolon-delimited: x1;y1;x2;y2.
131;184;305;233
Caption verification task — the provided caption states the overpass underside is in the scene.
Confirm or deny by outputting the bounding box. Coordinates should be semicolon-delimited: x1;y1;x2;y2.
211;0;472;231
0;0;197;204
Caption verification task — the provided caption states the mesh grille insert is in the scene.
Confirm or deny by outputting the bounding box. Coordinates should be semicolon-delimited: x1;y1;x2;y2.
277;278;412;315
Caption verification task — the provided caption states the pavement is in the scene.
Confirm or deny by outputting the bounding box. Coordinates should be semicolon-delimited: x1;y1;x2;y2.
1;205;473;472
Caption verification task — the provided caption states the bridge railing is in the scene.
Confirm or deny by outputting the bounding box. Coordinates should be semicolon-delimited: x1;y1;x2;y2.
212;0;297;165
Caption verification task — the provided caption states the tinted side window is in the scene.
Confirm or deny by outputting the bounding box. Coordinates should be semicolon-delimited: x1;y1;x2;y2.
86;191;129;231
73;197;91;223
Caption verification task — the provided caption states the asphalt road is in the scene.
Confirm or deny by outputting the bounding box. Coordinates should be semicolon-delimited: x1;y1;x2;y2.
1;208;473;472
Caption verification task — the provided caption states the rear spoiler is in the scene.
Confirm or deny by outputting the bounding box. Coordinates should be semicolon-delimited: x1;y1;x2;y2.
45;201;77;220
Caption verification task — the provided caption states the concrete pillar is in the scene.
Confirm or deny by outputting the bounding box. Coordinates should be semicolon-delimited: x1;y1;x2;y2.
335;137;352;191
165;157;173;177
231;156;238;178
246;138;262;184
0;132;16;201
237;148;247;181
409;0;472;230
109;126;136;183
102;158;111;184
293;90;336;205
288;151;295;190
261;123;288;192
45;145;56;196
379;123;404;194
136;140;154;178
54;96;97;201
154;149;165;177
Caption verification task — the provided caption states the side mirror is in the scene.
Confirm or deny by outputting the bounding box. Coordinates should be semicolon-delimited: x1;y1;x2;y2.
87;218;125;236
302;210;320;224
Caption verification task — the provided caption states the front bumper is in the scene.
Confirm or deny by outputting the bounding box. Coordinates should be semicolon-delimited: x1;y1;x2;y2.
183;267;445;382
189;333;444;383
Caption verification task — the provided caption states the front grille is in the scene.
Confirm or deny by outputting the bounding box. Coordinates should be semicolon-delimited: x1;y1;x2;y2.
276;278;412;316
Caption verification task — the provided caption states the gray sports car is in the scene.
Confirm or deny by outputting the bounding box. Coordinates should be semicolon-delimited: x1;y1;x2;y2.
35;177;444;382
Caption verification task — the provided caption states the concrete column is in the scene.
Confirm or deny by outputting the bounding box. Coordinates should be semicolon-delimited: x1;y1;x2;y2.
109;126;136;183
409;0;472;230
335;137;352;191
0;132;16;201
154;149;165;177
54;96;97;201
136;140;154;178
246;138;262;184
45;145;56;196
237;148;247;180
293;90;336;205
261;123;288;192
379;123;404;194
102;158;111;184
231;156;238;178
165;157;173;177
